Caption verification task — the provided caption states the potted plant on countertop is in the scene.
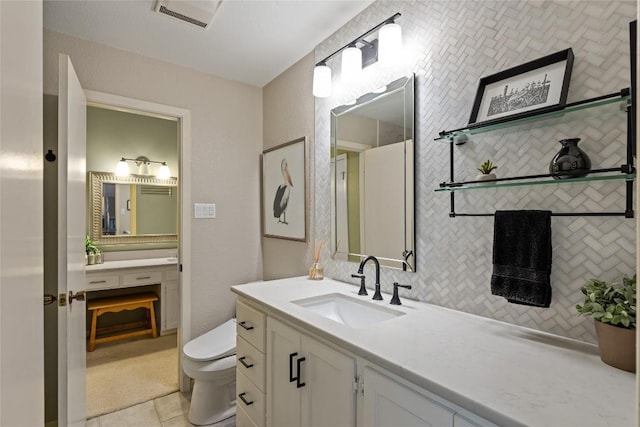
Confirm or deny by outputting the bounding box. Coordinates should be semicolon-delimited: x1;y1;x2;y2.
85;235;102;265
575;275;636;372
476;159;497;183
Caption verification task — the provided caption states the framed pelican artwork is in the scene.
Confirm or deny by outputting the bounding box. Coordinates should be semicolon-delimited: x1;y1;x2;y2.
262;136;307;241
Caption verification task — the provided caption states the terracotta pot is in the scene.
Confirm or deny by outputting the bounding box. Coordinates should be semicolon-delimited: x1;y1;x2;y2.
594;321;636;372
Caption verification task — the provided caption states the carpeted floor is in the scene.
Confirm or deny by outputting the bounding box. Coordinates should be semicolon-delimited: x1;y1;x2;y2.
86;333;179;418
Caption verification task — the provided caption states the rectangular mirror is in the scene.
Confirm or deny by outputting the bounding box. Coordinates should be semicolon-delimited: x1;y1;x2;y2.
330;75;415;271
89;171;178;246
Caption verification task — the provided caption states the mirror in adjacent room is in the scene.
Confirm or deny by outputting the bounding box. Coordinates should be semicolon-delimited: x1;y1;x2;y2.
89;171;178;246
330;74;415;271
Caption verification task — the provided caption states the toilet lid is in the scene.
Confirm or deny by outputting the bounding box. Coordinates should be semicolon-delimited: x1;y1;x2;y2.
183;318;236;361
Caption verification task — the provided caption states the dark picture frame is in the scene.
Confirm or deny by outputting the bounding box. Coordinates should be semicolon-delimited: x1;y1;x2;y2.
262;137;307;242
468;48;574;127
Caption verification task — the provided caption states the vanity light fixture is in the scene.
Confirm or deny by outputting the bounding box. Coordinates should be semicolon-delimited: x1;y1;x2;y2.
341;44;362;81
115;156;172;179
312;12;401;98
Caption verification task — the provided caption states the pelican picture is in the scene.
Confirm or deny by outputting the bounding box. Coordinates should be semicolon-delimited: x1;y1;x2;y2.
273;158;293;224
262;137;307;241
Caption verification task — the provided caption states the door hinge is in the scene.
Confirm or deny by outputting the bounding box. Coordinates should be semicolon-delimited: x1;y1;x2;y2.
353;376;360;394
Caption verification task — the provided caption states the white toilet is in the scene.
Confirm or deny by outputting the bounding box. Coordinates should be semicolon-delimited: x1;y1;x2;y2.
183;318;237;426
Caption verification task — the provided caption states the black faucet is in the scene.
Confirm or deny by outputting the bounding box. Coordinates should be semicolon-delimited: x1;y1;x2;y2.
357;255;382;300
390;282;412;305
350;273;368;296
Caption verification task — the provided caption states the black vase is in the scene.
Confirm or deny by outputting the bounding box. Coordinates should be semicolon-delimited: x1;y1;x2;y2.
549;138;591;179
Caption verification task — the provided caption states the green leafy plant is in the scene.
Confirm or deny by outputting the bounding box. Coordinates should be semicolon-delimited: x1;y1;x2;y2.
85;235;99;254
576;275;636;329
477;159;497;175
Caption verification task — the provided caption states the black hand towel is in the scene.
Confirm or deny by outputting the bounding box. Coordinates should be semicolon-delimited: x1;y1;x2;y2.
490;210;552;307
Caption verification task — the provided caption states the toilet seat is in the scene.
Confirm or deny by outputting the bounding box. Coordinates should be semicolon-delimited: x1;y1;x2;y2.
184;318;236;362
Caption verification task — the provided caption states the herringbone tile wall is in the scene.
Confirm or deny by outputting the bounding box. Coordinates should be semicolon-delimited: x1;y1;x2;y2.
314;0;636;343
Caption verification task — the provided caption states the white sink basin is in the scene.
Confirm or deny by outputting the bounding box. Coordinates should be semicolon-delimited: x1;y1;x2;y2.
292;293;404;328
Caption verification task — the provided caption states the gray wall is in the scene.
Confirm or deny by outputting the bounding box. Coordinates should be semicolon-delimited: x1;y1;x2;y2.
44;29;263;338
313;0;636;344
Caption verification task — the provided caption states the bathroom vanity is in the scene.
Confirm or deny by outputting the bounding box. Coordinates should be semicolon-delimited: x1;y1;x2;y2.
85;257;179;334
232;277;634;427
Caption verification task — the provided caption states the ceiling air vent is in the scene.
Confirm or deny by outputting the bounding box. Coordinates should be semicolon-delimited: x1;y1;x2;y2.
154;0;222;29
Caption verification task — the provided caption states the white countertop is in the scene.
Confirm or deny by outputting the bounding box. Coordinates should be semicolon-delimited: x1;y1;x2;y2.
231;277;635;427
85;257;177;271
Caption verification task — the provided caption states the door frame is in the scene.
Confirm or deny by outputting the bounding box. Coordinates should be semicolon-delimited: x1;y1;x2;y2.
84;89;192;390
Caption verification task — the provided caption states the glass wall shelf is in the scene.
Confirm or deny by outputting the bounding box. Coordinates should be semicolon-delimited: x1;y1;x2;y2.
435;173;636;192
435;91;630;141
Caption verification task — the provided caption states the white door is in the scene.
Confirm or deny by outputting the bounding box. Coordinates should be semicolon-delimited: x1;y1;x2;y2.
57;53;87;426
0;1;45;425
362;367;454;427
300;335;356;427
266;318;302;427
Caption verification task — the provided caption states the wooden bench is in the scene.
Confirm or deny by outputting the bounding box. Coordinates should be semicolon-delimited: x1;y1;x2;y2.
87;292;158;352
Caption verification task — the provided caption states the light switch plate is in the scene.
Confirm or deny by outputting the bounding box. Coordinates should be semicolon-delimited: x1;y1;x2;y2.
194;203;216;219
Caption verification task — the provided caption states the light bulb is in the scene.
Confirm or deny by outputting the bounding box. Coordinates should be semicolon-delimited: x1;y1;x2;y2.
341;46;362;81
378;22;402;65
115;158;130;176
157;163;171;180
138;161;151;176
312;64;332;98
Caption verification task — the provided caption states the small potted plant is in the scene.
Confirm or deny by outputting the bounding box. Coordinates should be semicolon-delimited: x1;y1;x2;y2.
575;275;636;372
476;159;497;183
85;235;102;265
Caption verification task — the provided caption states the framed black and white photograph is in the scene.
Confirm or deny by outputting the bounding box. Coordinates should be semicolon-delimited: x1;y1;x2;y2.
262;136;307;241
468;48;574;126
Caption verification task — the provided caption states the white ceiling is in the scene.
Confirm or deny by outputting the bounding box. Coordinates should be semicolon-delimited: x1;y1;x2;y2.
43;0;375;87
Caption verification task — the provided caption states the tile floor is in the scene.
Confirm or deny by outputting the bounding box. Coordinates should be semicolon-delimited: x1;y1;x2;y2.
85;392;235;427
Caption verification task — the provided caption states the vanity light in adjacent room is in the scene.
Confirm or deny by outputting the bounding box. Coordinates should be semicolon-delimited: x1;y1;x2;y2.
116;156;170;178
378;20;402;65
138;160;151;176
116;157;130;177
157;162;171;179
313;63;332;98
341;44;362;81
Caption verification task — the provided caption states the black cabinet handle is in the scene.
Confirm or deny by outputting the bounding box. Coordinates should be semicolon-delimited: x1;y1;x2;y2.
289;352;298;382
296;357;306;388
239;356;254;369
238;392;254;406
239;321;254;331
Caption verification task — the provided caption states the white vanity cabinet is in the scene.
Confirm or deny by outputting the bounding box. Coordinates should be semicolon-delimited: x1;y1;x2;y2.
266;317;356;427
85;259;179;334
236;300;267;427
234;295;494;427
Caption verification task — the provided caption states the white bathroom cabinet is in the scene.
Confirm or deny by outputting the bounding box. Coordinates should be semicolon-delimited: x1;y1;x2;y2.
235;295;496;427
85;260;179;334
266;317;356;427
361;366;455;426
360;366;495;427
236;300;267;427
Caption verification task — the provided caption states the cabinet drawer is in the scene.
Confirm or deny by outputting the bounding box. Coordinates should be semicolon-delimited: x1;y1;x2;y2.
237;371;265;427
237;336;266;391
122;271;162;286
236;405;258;427
85;274;119;291
236;300;266;352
